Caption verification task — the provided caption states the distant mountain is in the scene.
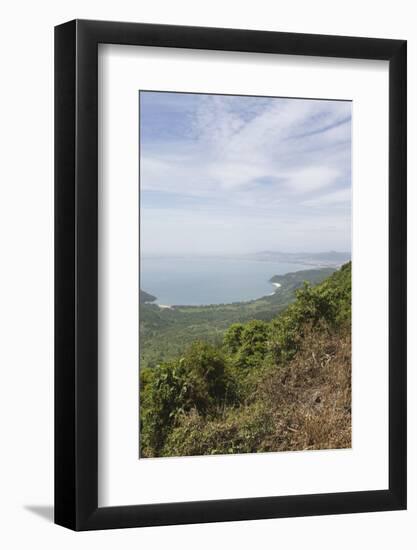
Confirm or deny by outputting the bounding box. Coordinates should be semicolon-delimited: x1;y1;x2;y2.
140;289;157;304
244;250;351;267
269;267;335;288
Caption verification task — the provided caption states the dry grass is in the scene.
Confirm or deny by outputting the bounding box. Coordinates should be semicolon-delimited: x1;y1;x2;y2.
162;324;351;457
258;324;351;452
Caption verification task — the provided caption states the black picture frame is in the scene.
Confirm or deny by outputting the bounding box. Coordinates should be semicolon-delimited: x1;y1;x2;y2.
55;19;407;531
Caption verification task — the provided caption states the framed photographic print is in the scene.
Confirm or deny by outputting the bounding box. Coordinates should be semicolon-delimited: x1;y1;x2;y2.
55;20;406;530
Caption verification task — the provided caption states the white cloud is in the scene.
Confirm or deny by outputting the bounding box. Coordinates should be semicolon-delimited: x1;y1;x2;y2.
303;187;352;206
140;93;352;253
285;166;340;194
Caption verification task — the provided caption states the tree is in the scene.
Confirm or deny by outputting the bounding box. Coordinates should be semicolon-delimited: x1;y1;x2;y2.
224;323;244;353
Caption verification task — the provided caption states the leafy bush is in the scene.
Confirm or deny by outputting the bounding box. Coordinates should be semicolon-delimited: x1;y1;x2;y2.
224;319;270;369
140;341;237;456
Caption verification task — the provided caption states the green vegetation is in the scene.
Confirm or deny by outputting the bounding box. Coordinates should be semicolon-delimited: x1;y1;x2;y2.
140;262;351;457
140;267;334;369
140;289;156;304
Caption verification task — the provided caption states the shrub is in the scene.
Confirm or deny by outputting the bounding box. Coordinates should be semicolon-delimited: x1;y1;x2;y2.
140;341;237;456
224;319;270;369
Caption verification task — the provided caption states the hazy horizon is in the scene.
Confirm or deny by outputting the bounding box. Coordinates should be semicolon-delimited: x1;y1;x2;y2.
141;249;351;258
140;91;351;256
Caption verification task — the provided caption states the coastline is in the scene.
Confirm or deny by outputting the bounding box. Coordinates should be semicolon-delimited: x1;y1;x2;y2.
142;265;338;310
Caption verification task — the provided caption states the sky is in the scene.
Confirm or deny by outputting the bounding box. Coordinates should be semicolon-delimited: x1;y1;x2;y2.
140;91;351;256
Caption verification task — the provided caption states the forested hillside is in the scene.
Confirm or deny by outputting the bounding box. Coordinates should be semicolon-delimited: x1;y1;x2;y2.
140;289;156;304
140;262;351;457
140;267;334;368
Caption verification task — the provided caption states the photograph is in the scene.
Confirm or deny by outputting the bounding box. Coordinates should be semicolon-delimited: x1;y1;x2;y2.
139;91;352;459
0;1;409;542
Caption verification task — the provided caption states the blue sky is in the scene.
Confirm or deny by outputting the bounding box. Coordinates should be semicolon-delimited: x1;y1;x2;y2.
140;91;351;256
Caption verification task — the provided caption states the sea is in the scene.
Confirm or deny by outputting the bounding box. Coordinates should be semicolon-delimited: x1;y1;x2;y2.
140;256;314;306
